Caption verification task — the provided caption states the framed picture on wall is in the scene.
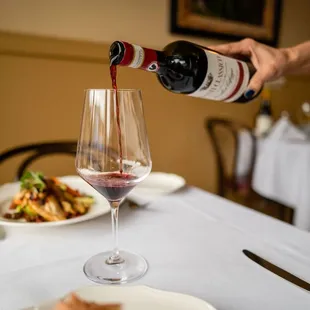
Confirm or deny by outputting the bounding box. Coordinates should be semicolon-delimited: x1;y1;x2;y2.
170;0;283;46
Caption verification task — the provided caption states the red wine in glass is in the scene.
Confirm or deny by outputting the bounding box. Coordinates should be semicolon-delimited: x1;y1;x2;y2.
81;172;137;202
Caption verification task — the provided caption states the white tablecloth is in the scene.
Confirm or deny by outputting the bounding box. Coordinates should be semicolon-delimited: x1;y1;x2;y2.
252;138;310;230
0;187;310;310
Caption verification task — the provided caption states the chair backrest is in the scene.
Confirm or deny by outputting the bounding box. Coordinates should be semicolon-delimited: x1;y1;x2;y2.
0;141;77;181
205;118;256;197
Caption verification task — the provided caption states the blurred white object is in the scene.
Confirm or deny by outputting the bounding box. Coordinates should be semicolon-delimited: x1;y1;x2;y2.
296;101;310;128
252;116;310;230
268;115;307;141
127;172;186;205
302;102;310;114
235;129;254;179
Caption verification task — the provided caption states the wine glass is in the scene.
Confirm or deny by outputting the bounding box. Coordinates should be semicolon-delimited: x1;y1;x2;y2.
76;89;152;284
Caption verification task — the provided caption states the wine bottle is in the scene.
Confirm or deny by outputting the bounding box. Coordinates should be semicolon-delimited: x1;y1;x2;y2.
109;40;259;103
254;89;273;137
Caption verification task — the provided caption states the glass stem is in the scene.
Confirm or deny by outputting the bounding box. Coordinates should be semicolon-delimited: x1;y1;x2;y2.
106;201;124;265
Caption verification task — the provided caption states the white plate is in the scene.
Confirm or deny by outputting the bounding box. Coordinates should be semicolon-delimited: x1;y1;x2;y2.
127;172;186;205
0;176;110;227
25;285;216;310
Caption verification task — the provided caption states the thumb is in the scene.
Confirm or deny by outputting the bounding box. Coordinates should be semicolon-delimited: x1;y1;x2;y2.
244;72;265;99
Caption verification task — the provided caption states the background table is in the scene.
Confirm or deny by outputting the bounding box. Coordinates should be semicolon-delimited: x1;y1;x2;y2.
0;187;310;310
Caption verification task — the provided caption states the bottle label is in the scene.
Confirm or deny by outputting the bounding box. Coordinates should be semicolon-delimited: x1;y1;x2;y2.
189;50;250;102
119;41;159;72
129;44;145;68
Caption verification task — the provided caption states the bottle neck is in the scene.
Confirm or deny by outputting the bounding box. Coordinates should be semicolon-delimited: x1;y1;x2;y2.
110;41;161;73
259;100;272;115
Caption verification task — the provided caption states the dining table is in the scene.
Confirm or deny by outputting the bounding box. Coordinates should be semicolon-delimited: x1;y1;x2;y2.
0;186;310;310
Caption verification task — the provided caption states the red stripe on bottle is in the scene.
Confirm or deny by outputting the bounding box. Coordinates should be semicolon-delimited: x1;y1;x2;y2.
119;42;134;66
224;62;244;101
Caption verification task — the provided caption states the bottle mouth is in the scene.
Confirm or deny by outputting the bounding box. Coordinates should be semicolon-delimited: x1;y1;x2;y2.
109;41;125;66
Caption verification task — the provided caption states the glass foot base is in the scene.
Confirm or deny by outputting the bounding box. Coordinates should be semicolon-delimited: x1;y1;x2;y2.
83;250;148;284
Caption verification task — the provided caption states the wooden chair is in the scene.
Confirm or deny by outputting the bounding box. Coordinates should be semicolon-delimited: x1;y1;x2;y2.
205;118;294;224
0;141;77;181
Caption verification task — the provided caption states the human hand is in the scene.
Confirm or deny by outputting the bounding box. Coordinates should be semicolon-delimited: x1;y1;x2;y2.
210;38;291;99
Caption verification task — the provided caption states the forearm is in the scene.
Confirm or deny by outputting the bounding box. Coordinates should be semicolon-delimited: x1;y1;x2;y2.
283;41;310;75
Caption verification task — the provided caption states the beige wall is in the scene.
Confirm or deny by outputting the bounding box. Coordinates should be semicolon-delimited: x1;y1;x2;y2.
0;0;310;48
0;1;310;192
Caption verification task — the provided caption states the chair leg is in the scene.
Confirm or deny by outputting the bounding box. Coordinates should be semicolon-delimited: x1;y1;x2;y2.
280;206;294;224
283;207;294;224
